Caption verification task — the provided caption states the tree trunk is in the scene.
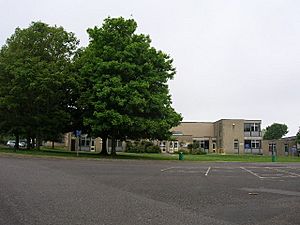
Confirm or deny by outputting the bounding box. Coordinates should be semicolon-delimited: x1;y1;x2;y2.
36;135;41;150
52;141;55;149
26;135;31;150
32;137;36;150
99;134;109;155
111;137;117;156
15;132;20;150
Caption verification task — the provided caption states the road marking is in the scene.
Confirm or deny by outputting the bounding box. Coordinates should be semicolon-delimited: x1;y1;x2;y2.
270;167;300;177
241;188;300;197
240;167;263;179
161;167;176;172
205;167;211;176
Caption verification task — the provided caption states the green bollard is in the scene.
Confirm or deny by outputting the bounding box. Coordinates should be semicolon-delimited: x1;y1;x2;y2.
272;154;276;162
179;152;184;160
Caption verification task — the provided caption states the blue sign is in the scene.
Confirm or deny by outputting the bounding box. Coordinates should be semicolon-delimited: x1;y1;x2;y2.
75;130;82;137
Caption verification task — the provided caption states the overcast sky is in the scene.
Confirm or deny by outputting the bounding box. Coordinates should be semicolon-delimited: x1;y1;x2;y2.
1;0;299;136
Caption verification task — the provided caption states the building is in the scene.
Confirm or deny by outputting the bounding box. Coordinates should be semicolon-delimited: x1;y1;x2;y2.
262;136;299;156
164;119;263;154
64;133;125;152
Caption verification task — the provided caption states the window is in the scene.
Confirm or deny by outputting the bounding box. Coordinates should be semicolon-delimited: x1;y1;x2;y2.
284;144;289;153
199;140;209;149
200;141;205;149
234;139;239;149
244;123;251;132
244;140;251;149
245;123;261;132
212;142;216;150
269;143;276;152
116;140;122;148
251;140;260;149
174;142;178;149
172;131;183;136
251;123;260;132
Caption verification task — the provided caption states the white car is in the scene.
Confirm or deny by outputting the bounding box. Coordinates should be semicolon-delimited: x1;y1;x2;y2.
7;140;26;148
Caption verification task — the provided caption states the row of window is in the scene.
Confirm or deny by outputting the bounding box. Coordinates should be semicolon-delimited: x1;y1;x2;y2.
234;140;261;149
244;123;261;132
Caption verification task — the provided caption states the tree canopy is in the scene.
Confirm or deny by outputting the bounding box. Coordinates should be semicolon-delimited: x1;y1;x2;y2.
0;22;79;148
263;123;288;140
296;128;300;144
78;17;182;154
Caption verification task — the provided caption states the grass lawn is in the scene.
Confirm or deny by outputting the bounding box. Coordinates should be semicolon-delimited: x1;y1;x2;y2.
118;152;300;162
0;146;300;162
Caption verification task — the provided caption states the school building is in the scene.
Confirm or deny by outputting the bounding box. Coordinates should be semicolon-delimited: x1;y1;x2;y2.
162;119;263;154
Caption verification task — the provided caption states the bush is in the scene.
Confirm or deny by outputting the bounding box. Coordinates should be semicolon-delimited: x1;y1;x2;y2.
145;145;161;153
177;148;190;154
190;148;207;155
125;141;160;153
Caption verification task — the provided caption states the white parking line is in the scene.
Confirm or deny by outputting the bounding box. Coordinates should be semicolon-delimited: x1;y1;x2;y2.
240;167;263;179
161;167;176;172
205;167;211;176
270;167;300;177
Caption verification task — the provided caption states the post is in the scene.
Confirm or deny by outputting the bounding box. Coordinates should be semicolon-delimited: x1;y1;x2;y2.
179;152;184;160
271;143;276;162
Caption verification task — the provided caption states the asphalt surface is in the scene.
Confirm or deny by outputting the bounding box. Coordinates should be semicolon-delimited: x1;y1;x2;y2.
0;155;299;225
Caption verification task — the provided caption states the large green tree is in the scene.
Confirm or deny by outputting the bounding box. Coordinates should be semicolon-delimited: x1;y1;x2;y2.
78;17;182;155
0;22;79;148
263;123;288;140
296;128;300;144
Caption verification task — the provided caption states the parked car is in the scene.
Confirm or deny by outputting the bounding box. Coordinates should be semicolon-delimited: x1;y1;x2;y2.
7;140;26;148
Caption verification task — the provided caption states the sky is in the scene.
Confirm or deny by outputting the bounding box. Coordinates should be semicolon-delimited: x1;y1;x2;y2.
1;0;299;136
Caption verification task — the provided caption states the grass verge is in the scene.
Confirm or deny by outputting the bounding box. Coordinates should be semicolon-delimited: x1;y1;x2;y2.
0;147;300;162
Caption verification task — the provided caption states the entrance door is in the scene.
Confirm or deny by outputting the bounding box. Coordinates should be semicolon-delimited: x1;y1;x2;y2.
71;139;76;151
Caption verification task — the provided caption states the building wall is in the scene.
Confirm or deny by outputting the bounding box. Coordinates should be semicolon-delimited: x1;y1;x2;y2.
171;119;262;154
262;137;298;156
171;122;214;138
215;119;245;154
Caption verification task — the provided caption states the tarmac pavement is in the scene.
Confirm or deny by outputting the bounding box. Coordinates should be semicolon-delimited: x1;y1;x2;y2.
0;155;299;225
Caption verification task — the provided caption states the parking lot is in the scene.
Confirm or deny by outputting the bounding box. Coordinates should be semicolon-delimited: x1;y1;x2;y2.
0;156;299;225
161;164;300;179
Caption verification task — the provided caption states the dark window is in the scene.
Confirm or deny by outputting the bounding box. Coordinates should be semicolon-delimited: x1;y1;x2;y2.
269;143;276;152
284;144;289;152
244;140;251;149
251;140;260;149
234;139;239;149
244;124;251;132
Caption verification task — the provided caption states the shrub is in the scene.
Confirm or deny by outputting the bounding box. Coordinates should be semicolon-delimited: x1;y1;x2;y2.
190;148;207;155
145;145;161;153
125;141;160;153
177;148;190;154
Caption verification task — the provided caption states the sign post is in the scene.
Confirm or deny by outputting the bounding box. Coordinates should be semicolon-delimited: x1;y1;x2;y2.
75;130;82;157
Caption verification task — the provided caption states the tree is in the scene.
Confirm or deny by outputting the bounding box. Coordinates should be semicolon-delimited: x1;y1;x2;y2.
0;22;79;149
78;17;182;155
263;123;288;140
296;128;300;144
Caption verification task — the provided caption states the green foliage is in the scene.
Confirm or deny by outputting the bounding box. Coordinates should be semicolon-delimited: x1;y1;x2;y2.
187;141;207;155
125;140;160;153
0;22;79;146
78;17;182;154
263;123;288;140
187;142;199;150
190;148;207;155
296;128;300;144
177;148;190;154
